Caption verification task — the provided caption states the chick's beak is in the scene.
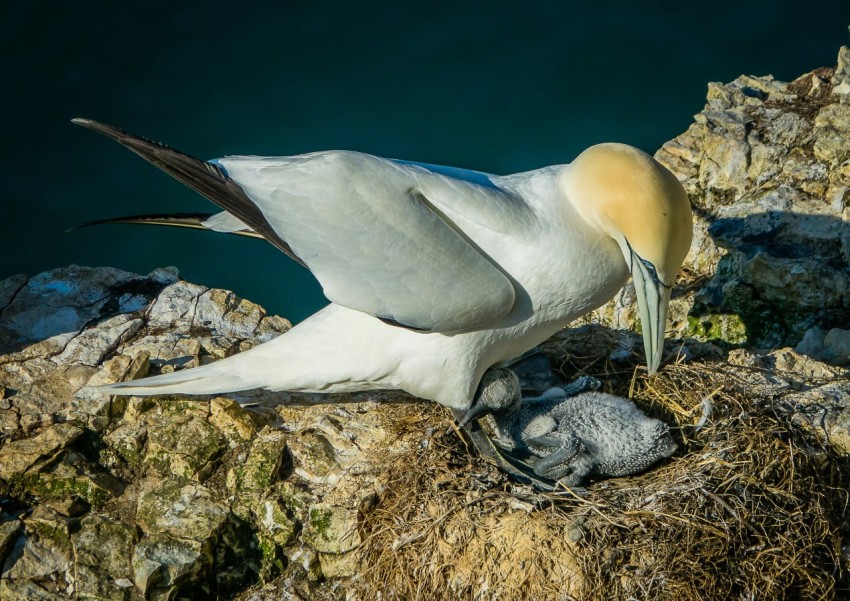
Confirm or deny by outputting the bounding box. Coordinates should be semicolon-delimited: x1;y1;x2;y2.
628;249;671;375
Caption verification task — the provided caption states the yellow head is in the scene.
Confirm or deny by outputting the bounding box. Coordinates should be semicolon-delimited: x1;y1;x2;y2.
562;143;693;373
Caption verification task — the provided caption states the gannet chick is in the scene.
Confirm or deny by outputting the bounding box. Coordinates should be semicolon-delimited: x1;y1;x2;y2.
480;370;678;487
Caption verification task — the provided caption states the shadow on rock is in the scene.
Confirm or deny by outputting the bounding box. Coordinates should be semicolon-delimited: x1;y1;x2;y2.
691;209;850;353
0;265;176;356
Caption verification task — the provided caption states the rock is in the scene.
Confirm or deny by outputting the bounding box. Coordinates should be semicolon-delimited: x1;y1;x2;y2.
72;515;138;580
769;347;846;381
66;515;139;600
303;504;361;555
0;578;65;601
0;265;294;598
143;401;226;481
1;514;73;597
210;397;257;445
0;423;83;480
0;518;21;565
780;379;850;455
823;328;850;365
256;498;297;547
19;450;124;509
590;46;850;357
226;427;289;497
794;326;850;365
131;536;206;596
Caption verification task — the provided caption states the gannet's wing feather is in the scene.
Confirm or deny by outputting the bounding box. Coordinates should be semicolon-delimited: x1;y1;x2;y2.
71;118;307;267
73;119;525;333
71;212;264;240
218;151;527;332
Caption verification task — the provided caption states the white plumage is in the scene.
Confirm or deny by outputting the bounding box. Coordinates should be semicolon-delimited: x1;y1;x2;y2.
72;119;692;411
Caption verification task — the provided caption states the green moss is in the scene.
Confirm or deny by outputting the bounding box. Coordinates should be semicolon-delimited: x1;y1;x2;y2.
113;441;143;470
309;507;333;538
163;399;201;416
144;415;226;479
240;453;279;491
28;518;71;546
232;432;287;493
144;450;175;476
687;313;747;344
277;482;308;514
18;471;114;507
257;534;287;583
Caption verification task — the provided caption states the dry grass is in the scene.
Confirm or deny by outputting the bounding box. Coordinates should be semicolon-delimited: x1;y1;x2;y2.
575;362;847;600
352;327;850;600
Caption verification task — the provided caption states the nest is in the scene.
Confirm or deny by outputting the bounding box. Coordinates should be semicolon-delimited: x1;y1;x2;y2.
352;328;850;600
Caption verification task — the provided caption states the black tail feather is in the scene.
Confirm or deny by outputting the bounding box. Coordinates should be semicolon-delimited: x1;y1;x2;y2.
68;212;264;240
71;118;306;267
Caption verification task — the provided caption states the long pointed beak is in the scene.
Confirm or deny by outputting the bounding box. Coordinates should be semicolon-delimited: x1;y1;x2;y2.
628;249;672;375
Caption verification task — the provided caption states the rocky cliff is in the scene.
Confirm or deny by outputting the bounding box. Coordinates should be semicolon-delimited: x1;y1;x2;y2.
1;48;850;601
592;45;850;358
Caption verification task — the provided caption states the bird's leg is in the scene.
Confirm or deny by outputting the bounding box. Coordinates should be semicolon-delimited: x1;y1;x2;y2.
455;367;521;429
453;368;557;490
452;408;552;489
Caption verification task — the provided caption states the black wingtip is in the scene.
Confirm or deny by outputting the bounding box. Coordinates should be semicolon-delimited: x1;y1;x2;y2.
66;215;139;234
67;213;218;234
70;116;307;267
71;117;138;145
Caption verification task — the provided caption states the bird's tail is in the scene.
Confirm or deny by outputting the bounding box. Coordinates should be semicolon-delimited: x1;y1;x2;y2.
96;348;264;396
97;361;250;396
71;117;305;266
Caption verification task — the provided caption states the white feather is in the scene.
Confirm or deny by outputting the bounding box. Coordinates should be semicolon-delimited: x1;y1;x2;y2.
98;152;635;408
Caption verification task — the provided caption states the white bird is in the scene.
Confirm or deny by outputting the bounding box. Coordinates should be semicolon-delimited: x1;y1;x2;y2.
72;119;692;421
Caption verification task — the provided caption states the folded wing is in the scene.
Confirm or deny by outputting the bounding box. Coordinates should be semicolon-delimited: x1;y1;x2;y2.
73;119;527;332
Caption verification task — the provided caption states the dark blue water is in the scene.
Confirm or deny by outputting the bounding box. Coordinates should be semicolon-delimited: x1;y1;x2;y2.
4;2;849;322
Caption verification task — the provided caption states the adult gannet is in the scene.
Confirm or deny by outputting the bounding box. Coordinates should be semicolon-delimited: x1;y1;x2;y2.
72;119;692;423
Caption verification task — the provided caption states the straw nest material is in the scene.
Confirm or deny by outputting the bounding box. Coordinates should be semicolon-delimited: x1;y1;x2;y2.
352;328;850;601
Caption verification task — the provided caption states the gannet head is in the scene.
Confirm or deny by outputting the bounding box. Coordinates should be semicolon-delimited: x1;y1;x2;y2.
562;143;692;375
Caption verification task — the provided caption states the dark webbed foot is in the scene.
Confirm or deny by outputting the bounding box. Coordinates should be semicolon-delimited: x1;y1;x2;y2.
453;367;560;490
452;408;555;489
560;375;602;397
525;432;582;481
455;366;606;492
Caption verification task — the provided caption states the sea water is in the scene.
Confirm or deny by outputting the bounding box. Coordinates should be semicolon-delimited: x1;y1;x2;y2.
4;1;848;322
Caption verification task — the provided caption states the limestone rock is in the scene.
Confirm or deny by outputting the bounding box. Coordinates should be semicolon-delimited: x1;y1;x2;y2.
0;518;21;565
226;427;289;497
136;478;229;540
0;266;293;598
142;401;227;481
0;423;83;480
590;46;850;357
796;327;850;366
303;504;362;555
72;515;138;580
